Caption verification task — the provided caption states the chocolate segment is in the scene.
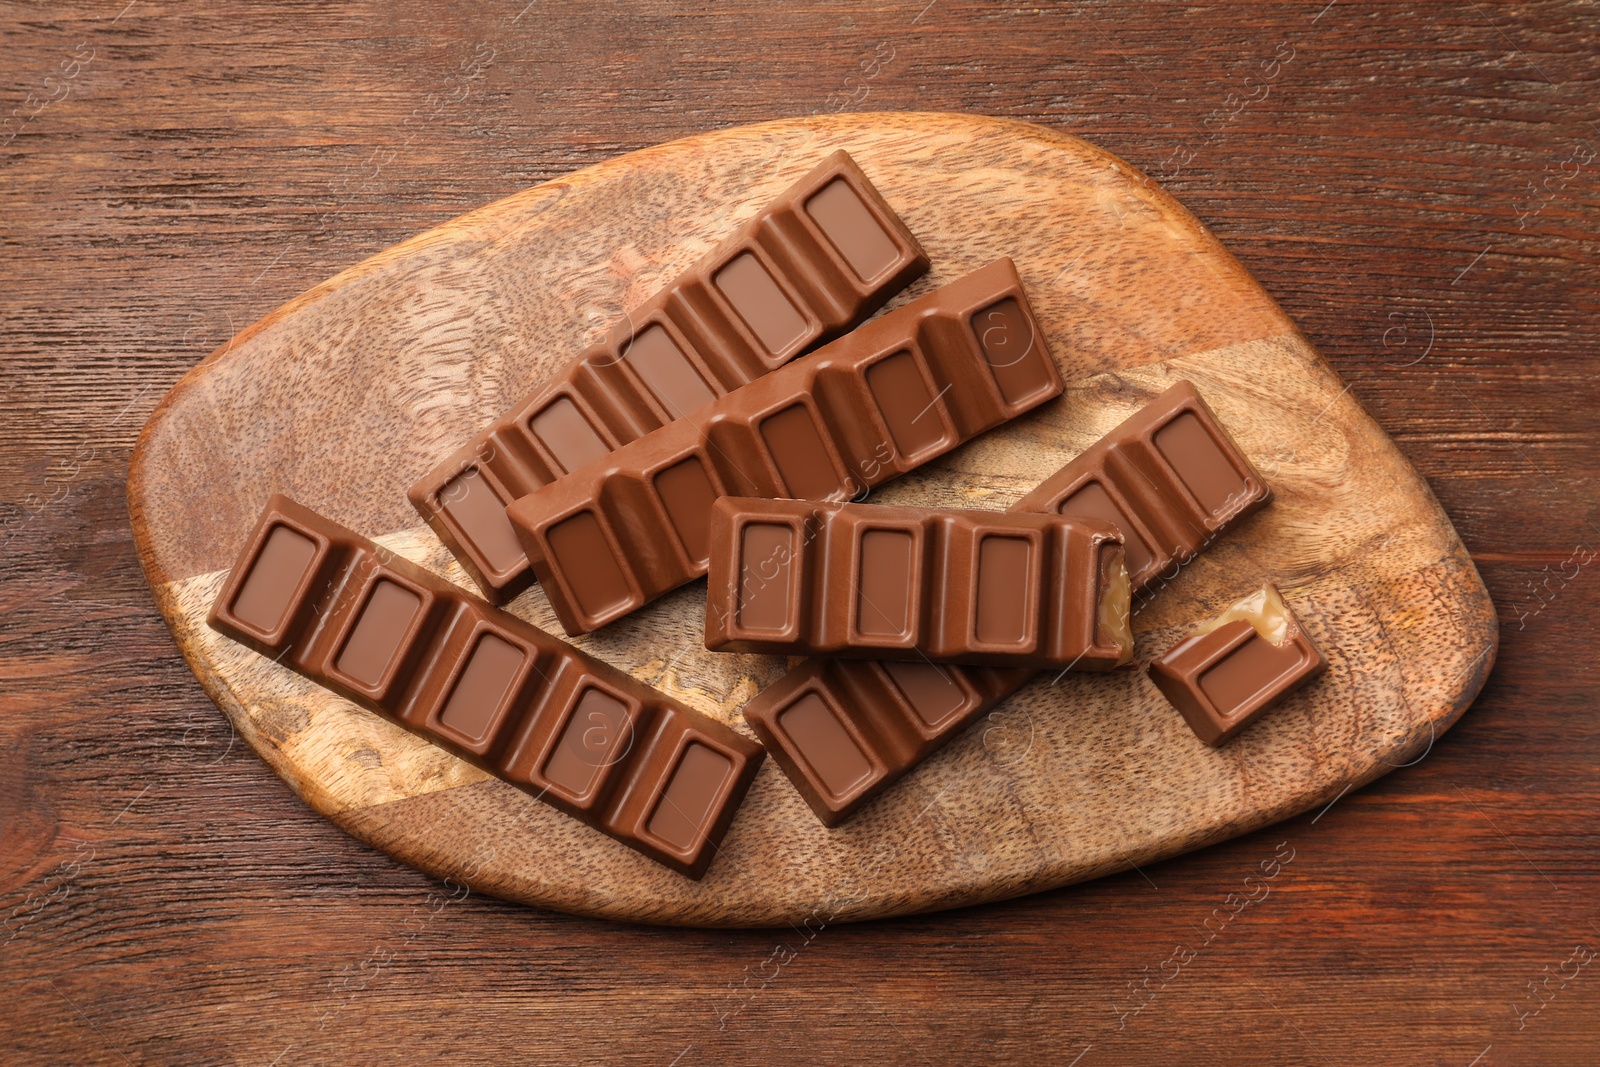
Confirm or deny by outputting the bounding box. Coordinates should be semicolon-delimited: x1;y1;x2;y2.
742;380;1270;825
972;297;1055;405
704;497;1132;670
207;495;763;879
805;178;904;282
857;528;915;638
508;258;1064;636
1147;583;1327;745
408;150;929;603
438;632;524;742
231;524;318;633
714;253;810;355
438;468;526;577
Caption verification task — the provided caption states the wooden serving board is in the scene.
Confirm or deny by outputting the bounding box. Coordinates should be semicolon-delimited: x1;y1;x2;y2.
128;113;1496;927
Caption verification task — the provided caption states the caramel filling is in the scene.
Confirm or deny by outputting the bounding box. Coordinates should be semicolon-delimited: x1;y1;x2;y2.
1194;584;1294;645
1098;555;1134;664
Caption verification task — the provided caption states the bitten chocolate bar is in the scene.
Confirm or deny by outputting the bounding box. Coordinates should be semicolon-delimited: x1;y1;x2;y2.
742;380;1271;824
507;257;1064;636
408;150;929;603
704;497;1133;670
1147;583;1326;746
207;495;763;878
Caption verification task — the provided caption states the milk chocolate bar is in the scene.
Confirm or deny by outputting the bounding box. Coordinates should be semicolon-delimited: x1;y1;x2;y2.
704;497;1133;670
1148;583;1326;745
742;380;1270;824
1019;379;1271;592
408;150;929;602
507;258;1063;636
207;494;763;878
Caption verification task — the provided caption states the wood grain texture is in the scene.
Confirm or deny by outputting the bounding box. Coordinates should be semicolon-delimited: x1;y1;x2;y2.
3;0;1596;1062
127;113;1494;926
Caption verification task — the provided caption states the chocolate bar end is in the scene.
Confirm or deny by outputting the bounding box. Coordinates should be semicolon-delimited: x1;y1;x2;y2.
408;453;534;604
741;669;890;828
207;493;335;657
607;715;766;878
801;149;930;298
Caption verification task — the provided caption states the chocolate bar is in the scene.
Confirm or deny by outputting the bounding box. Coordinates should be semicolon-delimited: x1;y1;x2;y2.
207;494;763;878
507;257;1064;636
408;150;929;602
1147;583;1326;745
742;380;1270;824
704;497;1133;670
1018;379;1271;593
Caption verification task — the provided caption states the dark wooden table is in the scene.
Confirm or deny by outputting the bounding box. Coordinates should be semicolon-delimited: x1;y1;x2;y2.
4;2;1596;1063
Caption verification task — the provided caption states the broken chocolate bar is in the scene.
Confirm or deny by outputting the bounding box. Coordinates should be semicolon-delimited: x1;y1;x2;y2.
1147;583;1326;745
704;496;1133;670
507;257;1064;636
408;150;929;602
207;494;763;878
742;380;1271;824
1015;379;1271;592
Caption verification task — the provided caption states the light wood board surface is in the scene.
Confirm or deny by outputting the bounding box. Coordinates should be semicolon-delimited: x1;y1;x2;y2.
127;113;1496;926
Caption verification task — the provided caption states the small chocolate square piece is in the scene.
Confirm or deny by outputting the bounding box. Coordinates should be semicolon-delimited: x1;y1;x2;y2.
1148;584;1327;745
